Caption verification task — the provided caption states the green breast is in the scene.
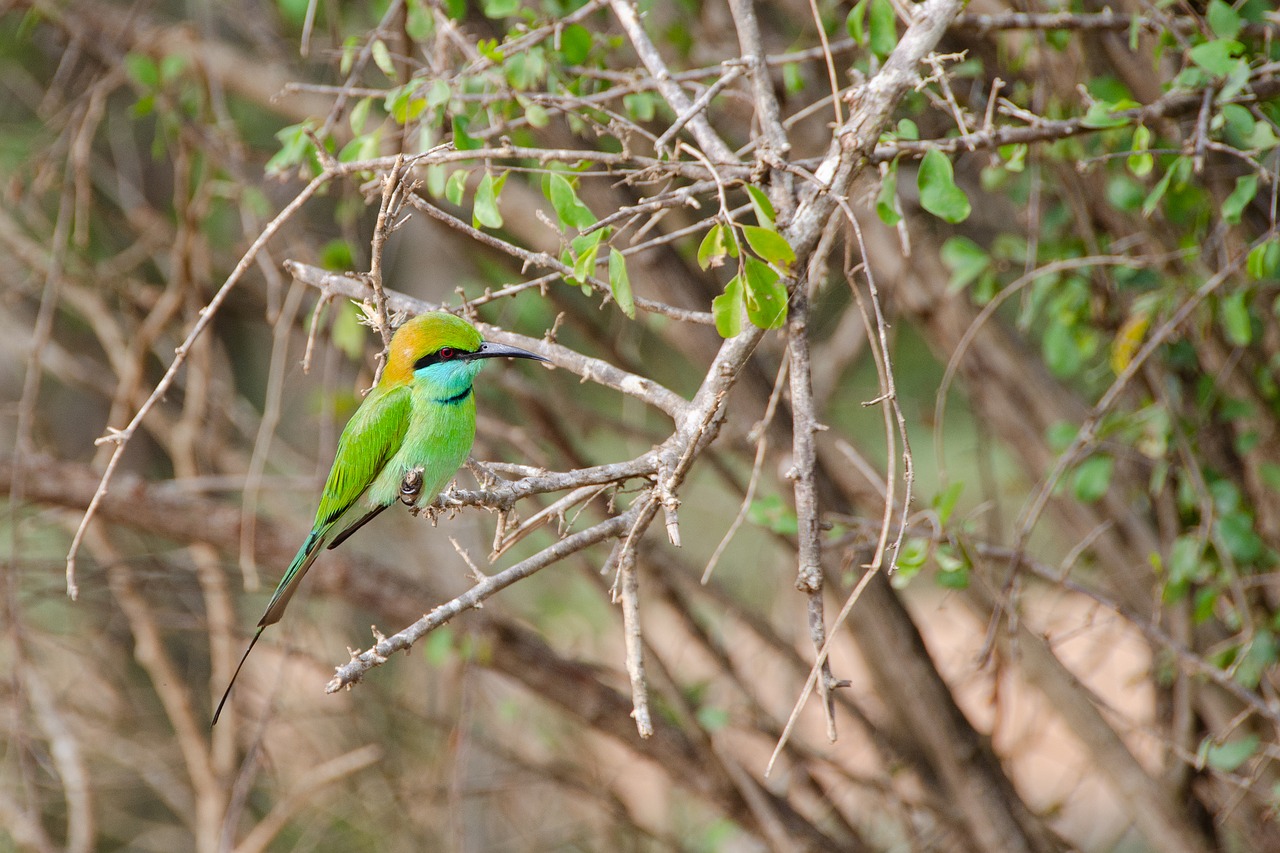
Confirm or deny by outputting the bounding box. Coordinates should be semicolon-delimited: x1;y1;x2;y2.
366;383;477;508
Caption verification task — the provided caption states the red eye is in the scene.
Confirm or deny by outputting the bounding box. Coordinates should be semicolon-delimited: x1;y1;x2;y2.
438;347;455;360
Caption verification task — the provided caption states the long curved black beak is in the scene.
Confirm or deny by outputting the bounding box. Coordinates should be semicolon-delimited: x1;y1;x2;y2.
467;341;550;362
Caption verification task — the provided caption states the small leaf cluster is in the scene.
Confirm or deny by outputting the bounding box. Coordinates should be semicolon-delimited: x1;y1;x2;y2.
698;187;797;337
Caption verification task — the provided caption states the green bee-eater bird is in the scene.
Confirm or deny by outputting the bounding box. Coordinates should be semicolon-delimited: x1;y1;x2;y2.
212;311;546;725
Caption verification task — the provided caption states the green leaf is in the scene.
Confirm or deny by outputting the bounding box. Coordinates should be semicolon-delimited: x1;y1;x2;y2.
893;537;928;587
124;53;159;90
319;239;355;271
933;482;964;526
1072;455;1114;503
1141;157;1183;218
782;62;804;95
696;704;730;731
1128;125;1153;177
1000;142;1027;172
333;300;367;360
548;173;596;229
473;171;504;229
159;53;186;83
385;85;426;124
1081;99;1138;129
1260;462;1280;492
608;249;635;319
940;236;990;292
1234;631;1278;689
559;23;592;65
1247;240;1280;279
1219;52;1252;102
712;274;744;338
1167;535;1206;585
426;79;451;109
426;164;446;198
350;97;372;135
1046;421;1079;453
918;149;971;223
444;169;467;206
504;49;547;90
451;114;480;150
1203;734;1259;772
482;0;519;17
898;537;929;570
1246;122;1280;151
1222;175;1258;225
1191;586;1218;622
935;549;970;589
130;93;155;119
523;101;549;128
340;36;359;76
747;494;798;535
1043;321;1082;377
742;256;787;329
875;164;901;226
741;225;795;268
868;0;897;59
1220;290;1253;345
406;1;433;40
371;39;395;77
846;0;867;45
423;626;456;665
1207;0;1243;38
935;543;967;574
265;121;318;175
698;223;732;270
1188;39;1244;77
745;185;775;227
338;130;380;164
1217;511;1264;563
623;92;656;122
570;230;604;285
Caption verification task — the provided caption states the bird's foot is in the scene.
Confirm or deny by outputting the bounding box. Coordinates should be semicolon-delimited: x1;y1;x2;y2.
399;466;424;506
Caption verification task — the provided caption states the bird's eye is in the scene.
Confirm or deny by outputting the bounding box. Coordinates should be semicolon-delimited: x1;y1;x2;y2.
438;347;456;360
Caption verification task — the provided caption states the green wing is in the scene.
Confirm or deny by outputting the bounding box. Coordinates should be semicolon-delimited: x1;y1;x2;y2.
313;384;412;528
255;385;411;628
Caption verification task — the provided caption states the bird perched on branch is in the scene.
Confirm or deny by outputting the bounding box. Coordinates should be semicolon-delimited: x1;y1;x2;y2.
213;311;547;725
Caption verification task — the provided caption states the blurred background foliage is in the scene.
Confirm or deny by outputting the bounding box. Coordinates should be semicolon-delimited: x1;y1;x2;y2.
3;0;1280;851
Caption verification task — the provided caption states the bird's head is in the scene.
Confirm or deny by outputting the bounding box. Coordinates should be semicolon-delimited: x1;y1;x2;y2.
380;311;548;389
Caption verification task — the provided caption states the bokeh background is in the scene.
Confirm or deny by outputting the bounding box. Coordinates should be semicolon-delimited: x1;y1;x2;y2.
4;1;1280;851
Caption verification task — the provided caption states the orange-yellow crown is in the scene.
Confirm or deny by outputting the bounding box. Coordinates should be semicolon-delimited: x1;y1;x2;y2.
379;312;483;386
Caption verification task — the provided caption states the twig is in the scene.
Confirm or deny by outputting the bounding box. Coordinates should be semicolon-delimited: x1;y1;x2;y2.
364;153;408;386
652;64;745;154
234;745;382;853
607;0;737;164
239;278;307;592
876;76;1280;162
1192;85;1214;174
727;0;794;218
327;508;639;690
701;354;789;584
932;251;1183;485
64;164;342;596
616;542;653;737
283;260;692;419
786;268;840;740
993;240;1262;637
405;192;714;325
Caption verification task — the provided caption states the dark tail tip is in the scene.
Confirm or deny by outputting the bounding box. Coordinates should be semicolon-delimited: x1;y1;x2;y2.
211;627;265;727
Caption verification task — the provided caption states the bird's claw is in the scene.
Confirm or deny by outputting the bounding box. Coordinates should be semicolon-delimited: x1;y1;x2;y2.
399;467;424;506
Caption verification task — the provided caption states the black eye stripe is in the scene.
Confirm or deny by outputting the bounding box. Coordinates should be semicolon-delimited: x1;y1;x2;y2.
414;346;474;371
